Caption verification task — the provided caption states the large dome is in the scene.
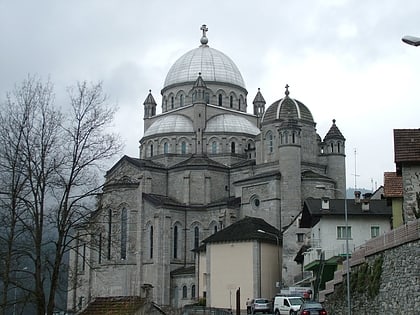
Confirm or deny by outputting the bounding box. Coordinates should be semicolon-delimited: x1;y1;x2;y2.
164;42;245;89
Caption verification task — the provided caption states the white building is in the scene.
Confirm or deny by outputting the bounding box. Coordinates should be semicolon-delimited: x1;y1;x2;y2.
67;24;350;312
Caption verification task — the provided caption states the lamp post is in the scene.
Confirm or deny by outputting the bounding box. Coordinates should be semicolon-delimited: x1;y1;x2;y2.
316;185;351;315
402;35;420;47
257;229;281;291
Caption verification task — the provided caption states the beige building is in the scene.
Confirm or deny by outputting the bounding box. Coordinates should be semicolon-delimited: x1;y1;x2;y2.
196;217;281;309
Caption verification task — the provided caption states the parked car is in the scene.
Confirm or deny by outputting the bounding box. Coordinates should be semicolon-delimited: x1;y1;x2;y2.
251;298;271;314
297;301;327;315
273;296;304;315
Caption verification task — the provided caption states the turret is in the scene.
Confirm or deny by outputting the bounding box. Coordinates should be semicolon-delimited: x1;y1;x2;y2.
143;90;157;119
323;119;346;197
253;88;266;127
191;73;208;155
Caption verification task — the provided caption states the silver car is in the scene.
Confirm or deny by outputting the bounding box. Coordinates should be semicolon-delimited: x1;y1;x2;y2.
251;298;271;314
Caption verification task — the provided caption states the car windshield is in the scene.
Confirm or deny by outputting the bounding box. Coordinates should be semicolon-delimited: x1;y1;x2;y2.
304;302;322;309
255;299;269;303
289;298;303;305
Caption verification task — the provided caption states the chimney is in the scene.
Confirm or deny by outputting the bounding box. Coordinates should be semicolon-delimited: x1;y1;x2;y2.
362;200;370;212
321;197;330;211
354;191;361;204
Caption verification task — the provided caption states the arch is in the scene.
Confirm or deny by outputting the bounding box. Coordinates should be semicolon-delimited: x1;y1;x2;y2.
191;284;196;298
182;285;187;299
218;94;223;106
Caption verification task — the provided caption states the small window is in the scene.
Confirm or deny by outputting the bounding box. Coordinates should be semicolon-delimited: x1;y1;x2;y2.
164;142;169;154
218;94;223;106
231;142;235;154
211;141;217;154
371;226;380;238
230;95;233;108
181;142;187;154
182;285;187;299
171;96;174;109
194;226;199;249
297;233;304;243
149;226;154;259
337;226;351;239
150;144;154;157
180;94;184;107
191;284;196;298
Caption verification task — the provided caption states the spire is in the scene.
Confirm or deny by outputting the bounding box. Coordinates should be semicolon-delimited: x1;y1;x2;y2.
143;90;157;119
253;88;266;117
191;73;208;103
200;24;208;46
324;119;345;141
193;72;207;88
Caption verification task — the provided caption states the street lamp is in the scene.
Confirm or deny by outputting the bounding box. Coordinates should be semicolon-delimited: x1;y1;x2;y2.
402;35;420;47
315;185;351;315
257;229;282;291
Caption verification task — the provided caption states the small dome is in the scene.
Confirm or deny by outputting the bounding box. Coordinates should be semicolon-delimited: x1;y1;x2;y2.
262;85;313;125
205;114;260;136
144;114;194;137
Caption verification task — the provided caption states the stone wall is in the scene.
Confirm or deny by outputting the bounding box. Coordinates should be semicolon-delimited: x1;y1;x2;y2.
321;220;420;314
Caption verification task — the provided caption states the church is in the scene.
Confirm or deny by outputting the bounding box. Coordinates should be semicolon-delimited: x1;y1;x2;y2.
67;25;346;311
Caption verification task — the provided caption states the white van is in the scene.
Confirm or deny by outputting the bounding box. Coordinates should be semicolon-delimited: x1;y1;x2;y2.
272;296;304;315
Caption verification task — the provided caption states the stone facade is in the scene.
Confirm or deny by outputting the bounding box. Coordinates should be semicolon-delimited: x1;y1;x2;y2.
67;25;346;312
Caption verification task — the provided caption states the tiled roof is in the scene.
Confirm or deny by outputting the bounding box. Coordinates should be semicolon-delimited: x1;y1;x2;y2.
324;119;345;141
202;216;281;244
79;296;145;315
394;129;420;163
383;172;403;197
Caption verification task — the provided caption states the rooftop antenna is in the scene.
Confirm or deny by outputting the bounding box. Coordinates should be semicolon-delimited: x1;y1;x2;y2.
351;148;360;190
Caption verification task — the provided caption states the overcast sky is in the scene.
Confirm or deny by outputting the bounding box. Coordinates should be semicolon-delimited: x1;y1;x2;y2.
1;0;419;191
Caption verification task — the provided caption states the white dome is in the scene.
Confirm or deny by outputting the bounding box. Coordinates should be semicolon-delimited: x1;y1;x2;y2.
144;114;193;137
164;45;245;89
205;114;260;136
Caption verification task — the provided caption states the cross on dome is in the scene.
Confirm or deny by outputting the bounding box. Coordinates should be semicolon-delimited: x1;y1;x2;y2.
200;24;209;45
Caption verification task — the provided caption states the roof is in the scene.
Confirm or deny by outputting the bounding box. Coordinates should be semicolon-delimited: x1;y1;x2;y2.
324;119;345;141
301;198;392;228
105;155;164;177
143;114;194;137
163;43;245;89
202;216;281;244
394;129;420;163
170;154;228;169
205;114;260;136
79;296;145;315
143;193;240;210
383;172;403;198
262;86;313;125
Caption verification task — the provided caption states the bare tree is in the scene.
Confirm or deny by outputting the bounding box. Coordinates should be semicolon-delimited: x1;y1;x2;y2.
0;76;122;315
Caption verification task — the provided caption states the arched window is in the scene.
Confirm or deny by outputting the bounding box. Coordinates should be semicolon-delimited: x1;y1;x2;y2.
164;142;169;154
194;226;199;249
171;96;174;109
238;98;241;109
331;143;334;153
266;131;273;153
337;142;341;153
149;226;154;259
182;285;187;299
292;132;296;144
120;208;127;260
191;285;196;298
180;94;184;107
218;94;223;106
231;142;236;154
173;225;178;259
181;141;187;154
107;209;112;260
213;225;217;234
150;144;154;157
230;95;233;108
211;141;217;154
98;232;102;264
